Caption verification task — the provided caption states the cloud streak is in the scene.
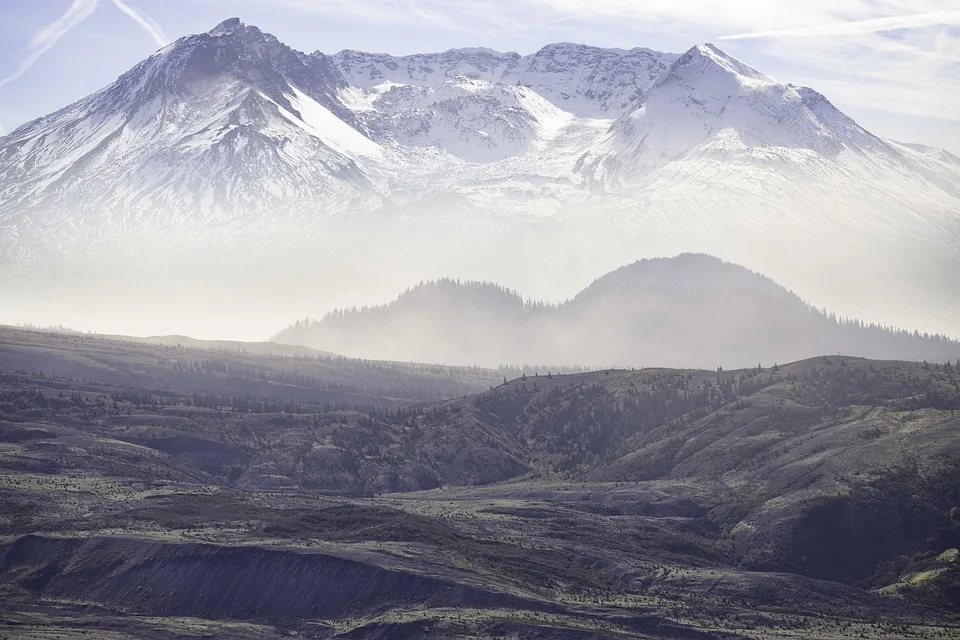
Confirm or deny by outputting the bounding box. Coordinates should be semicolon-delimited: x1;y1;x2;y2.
0;0;100;88
0;0;171;90
111;0;170;48
719;11;960;40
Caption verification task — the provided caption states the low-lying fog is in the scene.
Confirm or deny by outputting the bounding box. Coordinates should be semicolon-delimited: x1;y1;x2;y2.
3;205;959;369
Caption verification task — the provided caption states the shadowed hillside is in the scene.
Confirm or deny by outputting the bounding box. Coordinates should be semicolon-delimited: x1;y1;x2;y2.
274;254;960;367
2;342;960;637
0;325;503;407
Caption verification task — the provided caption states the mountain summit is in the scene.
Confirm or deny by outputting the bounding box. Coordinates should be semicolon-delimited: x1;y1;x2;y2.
578;42;896;183
672;43;768;80
0;18;379;260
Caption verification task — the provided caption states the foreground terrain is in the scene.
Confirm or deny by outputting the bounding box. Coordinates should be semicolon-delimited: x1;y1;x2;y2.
1;329;959;638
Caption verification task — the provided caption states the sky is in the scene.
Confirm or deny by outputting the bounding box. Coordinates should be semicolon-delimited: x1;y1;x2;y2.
0;1;958;154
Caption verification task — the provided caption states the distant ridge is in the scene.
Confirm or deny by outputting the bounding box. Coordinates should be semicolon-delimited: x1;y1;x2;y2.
274;254;960;368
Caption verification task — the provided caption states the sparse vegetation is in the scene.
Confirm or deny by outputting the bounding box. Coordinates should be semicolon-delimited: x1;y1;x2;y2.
1;329;960;638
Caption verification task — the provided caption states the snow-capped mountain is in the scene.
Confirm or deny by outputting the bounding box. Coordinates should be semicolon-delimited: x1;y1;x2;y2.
580;44;908;181
570;44;960;276
0;18;383;261
1;18;959;338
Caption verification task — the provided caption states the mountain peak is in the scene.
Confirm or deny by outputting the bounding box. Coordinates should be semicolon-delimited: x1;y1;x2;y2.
445;46;508;56
670;43;767;82
532;42;589;55
209;17;246;36
530;41;640;59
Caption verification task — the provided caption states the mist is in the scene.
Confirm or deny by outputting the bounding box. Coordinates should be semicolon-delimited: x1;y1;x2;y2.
270;254;960;369
0;202;960;368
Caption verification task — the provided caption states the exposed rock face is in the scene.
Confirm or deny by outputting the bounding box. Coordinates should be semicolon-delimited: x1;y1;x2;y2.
330;42;677;117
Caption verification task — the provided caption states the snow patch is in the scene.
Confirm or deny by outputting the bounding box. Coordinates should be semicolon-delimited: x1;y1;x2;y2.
515;88;575;140
281;86;382;159
337;86;378;112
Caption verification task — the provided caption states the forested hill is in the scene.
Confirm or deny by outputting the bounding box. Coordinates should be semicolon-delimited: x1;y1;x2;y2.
274;254;960;367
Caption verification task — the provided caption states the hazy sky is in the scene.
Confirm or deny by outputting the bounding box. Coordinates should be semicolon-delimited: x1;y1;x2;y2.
0;0;959;154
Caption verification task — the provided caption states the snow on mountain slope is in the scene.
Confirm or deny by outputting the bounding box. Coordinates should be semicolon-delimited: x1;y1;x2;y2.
330;43;677;117
331;47;520;88
0;18;381;262
897;142;960;170
281;85;382;158
575;44;960;220
518;43;676;118
580;44;887;180
351;78;574;162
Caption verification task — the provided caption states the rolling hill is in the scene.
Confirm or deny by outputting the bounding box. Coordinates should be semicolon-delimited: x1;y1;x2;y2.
274;254;960;367
1;336;959;637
